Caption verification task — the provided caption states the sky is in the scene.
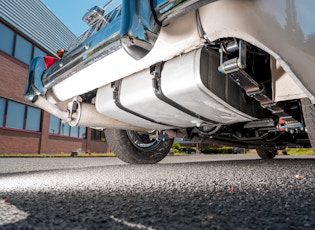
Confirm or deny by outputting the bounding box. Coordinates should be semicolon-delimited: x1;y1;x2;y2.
42;0;121;36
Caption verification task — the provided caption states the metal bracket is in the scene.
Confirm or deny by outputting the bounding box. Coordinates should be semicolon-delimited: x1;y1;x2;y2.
195;9;210;44
67;97;81;127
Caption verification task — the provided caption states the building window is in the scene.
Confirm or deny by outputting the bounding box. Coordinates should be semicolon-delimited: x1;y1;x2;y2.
15;34;33;64
0;22;15;55
0;97;41;132
91;129;106;142
49;115;60;134
70;126;79;137
61;123;70;136
25;106;41;131
79;127;86;138
33;47;46;58
0;22;48;64
49;115;86;138
0;98;6;126
6;101;25;129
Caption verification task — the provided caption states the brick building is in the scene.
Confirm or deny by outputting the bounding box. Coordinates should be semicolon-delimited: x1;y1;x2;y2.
0;0;109;154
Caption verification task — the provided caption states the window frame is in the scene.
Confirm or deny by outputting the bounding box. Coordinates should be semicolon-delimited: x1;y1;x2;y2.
5;100;26;129
0;22;49;64
0;97;6;127
49;115;86;139
14;34;33;64
0;97;41;132
0;22;15;55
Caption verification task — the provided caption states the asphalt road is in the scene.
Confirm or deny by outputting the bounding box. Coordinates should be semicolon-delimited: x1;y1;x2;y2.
0;154;315;229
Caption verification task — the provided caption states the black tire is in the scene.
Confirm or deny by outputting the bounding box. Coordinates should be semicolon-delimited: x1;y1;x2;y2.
256;149;277;159
105;129;174;164
301;98;315;151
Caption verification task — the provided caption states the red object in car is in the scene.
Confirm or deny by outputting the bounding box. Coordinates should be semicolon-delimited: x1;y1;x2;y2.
43;56;58;68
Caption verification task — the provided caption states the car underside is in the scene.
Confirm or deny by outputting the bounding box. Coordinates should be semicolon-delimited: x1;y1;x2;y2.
25;0;315;163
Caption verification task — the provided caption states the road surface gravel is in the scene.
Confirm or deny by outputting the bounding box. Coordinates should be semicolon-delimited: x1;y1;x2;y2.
0;154;314;229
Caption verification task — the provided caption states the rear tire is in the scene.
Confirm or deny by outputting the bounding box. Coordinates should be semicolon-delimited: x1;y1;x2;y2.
256;149;277;159
301;98;315;151
105;129;173;164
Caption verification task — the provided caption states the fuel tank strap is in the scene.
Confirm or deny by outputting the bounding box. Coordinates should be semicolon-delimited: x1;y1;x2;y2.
112;80;174;127
151;63;219;125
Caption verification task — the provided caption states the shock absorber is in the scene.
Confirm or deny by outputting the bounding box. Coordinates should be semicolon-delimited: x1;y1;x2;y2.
218;39;246;74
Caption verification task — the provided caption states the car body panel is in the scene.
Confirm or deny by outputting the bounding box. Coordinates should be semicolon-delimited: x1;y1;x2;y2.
44;0;315;104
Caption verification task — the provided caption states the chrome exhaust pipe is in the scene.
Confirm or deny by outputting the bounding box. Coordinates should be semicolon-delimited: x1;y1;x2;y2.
73;102;146;131
34;96;146;131
34;96;68;121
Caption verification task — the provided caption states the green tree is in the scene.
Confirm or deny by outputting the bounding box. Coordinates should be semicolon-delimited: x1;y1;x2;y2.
171;141;181;152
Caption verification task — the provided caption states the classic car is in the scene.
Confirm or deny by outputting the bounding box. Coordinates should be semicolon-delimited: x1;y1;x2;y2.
25;0;315;163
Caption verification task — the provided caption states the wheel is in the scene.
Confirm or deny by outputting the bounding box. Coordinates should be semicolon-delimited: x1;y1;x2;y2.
105;129;174;164
301;98;315;151
256;149;277;159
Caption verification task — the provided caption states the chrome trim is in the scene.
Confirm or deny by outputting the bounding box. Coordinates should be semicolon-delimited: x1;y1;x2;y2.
82;6;105;26
24;57;47;103
120;0;161;60
43;33;121;89
154;0;216;25
41;5;122;90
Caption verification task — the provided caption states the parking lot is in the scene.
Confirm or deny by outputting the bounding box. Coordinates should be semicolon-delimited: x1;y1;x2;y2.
1;154;315;229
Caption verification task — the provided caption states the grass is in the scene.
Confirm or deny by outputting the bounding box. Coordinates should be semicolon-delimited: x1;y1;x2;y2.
286;148;314;155
246;148;314;155
0;148;313;157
